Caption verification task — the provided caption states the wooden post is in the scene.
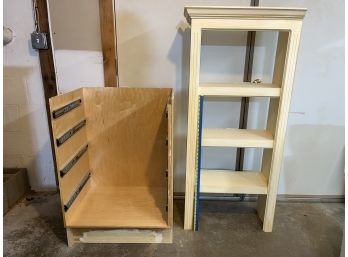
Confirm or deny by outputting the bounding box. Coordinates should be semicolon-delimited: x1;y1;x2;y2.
35;0;58;185
184;24;202;230
99;0;119;87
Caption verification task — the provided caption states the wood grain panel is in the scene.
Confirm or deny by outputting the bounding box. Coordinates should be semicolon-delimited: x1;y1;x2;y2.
83;87;171;187
55;126;88;168
99;0;118;87
167;93;174;227
36;0;58;186
49;88;90;226
50;87;173;231
60;153;90;204
67;186;168;228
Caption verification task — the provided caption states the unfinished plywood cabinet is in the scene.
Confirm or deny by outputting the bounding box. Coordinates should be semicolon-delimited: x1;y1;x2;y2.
49;87;174;246
184;6;306;231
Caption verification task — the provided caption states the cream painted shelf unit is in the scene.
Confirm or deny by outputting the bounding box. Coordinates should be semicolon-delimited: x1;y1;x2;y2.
49;87;174;245
184;6;306;232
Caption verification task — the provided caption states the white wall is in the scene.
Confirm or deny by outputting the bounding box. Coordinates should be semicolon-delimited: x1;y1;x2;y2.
47;0;104;93
4;0;343;195
2;0;104;190
262;0;345;194
3;0;56;190
100;0;276;192
115;0;345;195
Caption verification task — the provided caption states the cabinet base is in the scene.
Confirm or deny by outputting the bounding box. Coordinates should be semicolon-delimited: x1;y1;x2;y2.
66;228;173;246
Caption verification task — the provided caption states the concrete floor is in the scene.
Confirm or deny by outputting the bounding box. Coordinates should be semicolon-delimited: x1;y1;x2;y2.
4;192;344;257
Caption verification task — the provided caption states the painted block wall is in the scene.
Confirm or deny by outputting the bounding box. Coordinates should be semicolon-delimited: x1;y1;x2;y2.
4;0;344;195
263;0;345;195
3;0;55;190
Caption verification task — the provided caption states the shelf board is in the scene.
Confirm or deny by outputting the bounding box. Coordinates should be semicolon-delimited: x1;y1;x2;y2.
198;83;280;97
200;170;268;194
66;186;169;228
202;128;274;148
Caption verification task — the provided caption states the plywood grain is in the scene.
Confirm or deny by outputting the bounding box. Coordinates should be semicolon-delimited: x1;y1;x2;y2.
67;186;168;228
49;88;90;226
83;87;171;187
60;153;90;204
50;87;173;234
167;93;174;227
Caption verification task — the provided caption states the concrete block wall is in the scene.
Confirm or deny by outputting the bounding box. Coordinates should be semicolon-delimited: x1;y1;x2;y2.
4;0;56;190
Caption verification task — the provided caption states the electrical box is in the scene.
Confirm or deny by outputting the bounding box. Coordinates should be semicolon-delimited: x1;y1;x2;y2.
31;32;49;50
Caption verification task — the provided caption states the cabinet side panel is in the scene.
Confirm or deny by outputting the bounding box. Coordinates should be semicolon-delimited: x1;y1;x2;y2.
49;88;90;225
167;92;174;227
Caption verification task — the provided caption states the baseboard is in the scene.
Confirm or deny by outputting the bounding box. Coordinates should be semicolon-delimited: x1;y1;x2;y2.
173;192;345;203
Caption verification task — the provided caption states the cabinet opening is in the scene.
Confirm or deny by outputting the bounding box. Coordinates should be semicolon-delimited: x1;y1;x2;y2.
49;87;173;229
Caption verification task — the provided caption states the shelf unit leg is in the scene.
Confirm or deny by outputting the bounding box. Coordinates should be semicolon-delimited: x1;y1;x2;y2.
184;25;202;230
257;28;303;232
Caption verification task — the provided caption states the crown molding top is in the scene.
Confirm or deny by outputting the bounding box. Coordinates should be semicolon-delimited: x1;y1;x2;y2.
184;6;307;24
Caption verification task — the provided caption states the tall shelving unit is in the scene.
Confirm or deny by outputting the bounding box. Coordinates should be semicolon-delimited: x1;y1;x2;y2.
184;6;306;232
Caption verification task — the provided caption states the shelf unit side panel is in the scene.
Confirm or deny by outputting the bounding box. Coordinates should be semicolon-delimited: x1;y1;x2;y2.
258;25;304;232
184;25;202;230
261;31;290;180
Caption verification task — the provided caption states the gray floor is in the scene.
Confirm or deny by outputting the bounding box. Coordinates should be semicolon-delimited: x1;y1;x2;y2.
4;192;344;257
